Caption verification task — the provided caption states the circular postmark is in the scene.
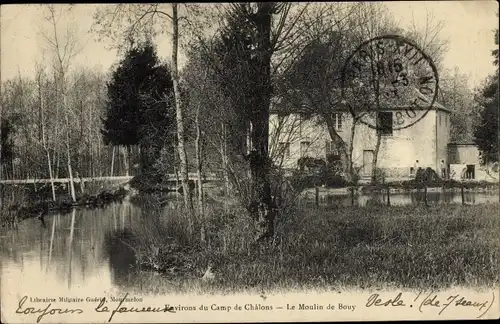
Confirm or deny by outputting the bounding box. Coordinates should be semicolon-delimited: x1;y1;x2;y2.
341;35;439;131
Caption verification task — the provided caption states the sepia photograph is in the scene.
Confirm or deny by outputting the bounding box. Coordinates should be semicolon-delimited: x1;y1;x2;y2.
1;1;499;323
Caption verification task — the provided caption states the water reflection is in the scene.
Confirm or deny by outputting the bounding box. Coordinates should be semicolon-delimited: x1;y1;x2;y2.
0;202;142;296
313;190;499;207
104;228;138;288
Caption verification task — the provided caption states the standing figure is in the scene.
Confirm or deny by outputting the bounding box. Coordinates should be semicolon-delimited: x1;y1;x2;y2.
413;160;420;178
440;160;446;179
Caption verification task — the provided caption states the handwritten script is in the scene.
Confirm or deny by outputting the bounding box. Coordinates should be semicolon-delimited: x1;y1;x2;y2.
16;295;83;323
366;291;495;319
13;290;496;322
15;293;175;323
95;292;176;322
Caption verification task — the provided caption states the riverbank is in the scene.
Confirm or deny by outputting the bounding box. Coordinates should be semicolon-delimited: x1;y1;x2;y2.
129;171;499;195
373;179;498;191
301;182;500;197
0;187;128;227
118;202;499;294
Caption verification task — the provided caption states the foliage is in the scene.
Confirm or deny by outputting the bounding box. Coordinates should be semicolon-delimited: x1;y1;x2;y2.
210;4;277;227
0;118;15;165
102;41;176;170
438;68;477;143
415;167;441;183
473;28;499;162
473;79;499;162
210;6;260;156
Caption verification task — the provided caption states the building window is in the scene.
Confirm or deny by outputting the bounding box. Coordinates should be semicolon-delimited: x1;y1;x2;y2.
333;112;343;130
377;112;393;136
326;141;340;156
326;141;341;163
279;142;290;158
439;114;442;126
465;165;475;179
300;141;310;157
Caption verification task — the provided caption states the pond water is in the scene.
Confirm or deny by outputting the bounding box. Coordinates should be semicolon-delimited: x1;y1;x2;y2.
300;190;500;207
0;201;144;299
1;191;498;299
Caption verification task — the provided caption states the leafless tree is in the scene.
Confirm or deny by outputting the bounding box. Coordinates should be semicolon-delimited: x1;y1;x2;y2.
281;3;449;184
38;4;86;201
34;63;57;200
439;67;477;143
92;4;220;212
277;3;382;182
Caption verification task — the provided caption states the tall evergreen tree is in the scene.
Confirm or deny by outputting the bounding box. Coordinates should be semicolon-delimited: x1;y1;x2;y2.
213;3;278;241
102;41;175;172
213;5;259;156
0;118;14;165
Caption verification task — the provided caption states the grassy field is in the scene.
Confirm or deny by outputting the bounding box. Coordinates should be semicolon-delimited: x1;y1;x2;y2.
117;200;499;295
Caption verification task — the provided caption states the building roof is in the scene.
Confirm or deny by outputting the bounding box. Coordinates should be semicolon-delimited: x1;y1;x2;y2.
271;86;451;114
448;143;478;146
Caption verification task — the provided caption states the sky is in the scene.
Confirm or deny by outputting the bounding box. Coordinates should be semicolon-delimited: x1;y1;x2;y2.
1;2;498;90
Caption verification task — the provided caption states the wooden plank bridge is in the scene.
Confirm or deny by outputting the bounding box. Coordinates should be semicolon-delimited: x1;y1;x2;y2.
0;173;220;185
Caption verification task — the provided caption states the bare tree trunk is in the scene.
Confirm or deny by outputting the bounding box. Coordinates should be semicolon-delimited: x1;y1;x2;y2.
171;3;193;212
122;145;130;176
41;119;56;201
348;119;357;183
174;166;180;206
0;96;3;209
54;85;60;180
221;123;230;199
37;74;57;201
88;103;94;178
110;146;115;177
54;150;59;179
117;145;121;176
66;144;76;201
11;157;15;179
65;139;77;201
63;95;77;202
325;122;350;180
371;77;383;184
97;137;102;177
371;129;382;184
127;145;131;176
195;103;205;242
249;3;276;242
45;148;56;201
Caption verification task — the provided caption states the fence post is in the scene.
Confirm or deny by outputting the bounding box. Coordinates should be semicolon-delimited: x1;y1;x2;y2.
424;185;428;207
387;184;391;207
461;185;465;206
350;187;355;207
315;187;319;208
442;183;446;204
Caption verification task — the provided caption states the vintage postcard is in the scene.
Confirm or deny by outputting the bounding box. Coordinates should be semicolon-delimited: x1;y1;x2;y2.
1;1;499;323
